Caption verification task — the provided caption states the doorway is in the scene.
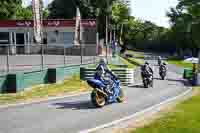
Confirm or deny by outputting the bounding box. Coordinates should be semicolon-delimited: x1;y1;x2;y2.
16;33;25;54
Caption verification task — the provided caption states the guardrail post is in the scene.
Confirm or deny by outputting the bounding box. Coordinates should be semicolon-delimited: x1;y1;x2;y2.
64;45;66;67
41;44;44;70
6;44;10;74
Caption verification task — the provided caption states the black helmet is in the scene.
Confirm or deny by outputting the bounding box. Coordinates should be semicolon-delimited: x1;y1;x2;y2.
163;62;166;65
145;61;149;65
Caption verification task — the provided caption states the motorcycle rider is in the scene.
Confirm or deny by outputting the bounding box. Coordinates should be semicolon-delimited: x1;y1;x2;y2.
141;61;154;85
158;56;162;66
95;58;115;94
159;62;167;76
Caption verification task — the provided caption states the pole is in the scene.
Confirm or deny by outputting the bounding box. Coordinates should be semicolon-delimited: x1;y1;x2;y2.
64;45;66;67
80;42;83;65
80;18;83;65
106;15;108;60
41;44;44;70
114;27;116;41
110;26;112;44
6;44;10;74
96;32;99;55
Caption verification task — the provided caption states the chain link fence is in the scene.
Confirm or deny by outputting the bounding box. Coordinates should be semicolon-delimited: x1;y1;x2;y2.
0;44;100;75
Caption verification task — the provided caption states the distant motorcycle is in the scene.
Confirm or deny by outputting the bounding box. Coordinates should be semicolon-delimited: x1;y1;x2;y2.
87;72;124;107
158;56;162;66
159;66;167;80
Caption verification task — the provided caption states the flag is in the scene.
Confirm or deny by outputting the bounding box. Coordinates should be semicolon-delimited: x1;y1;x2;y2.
74;7;81;46
32;0;42;44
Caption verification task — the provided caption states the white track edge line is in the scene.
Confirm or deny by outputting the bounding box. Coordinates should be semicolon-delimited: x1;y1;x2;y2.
80;87;192;133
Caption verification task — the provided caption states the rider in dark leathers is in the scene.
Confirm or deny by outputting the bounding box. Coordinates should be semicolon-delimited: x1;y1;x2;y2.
141;61;154;85
159;62;167;77
158;56;162;66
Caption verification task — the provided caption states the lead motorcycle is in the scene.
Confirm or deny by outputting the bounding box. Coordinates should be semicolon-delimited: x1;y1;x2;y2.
141;66;153;88
87;72;124;107
142;74;153;88
159;66;167;80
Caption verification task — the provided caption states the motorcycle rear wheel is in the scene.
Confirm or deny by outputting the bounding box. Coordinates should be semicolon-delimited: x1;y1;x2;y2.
143;80;148;88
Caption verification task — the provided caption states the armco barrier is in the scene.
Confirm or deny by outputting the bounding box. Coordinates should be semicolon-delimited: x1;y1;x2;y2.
7;70;49;93
0;64;91;93
80;67;134;85
48;68;65;83
23;70;49;88
0;75;7;93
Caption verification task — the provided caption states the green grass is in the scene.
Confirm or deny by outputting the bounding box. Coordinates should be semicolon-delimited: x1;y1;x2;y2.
119;56;136;68
128;57;144;65
126;50;145;59
132;88;200;133
167;58;193;68
0;75;91;105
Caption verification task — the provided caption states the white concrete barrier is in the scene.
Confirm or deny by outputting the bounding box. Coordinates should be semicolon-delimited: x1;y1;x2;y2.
80;67;134;85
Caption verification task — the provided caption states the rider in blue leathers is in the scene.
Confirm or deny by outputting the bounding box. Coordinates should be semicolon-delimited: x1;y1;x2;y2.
94;58;115;94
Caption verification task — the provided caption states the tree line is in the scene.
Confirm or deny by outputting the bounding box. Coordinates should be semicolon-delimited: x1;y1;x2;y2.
1;0;198;55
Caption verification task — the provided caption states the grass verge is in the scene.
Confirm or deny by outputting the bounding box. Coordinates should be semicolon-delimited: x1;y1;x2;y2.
127;57;144;65
119;56;136;68
0;75;91;105
167;57;192;68
131;88;200;133
126;50;145;59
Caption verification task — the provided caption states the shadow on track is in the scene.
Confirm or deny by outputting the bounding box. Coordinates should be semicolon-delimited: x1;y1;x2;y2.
166;78;185;83
153;77;162;80
129;85;144;88
52;100;97;110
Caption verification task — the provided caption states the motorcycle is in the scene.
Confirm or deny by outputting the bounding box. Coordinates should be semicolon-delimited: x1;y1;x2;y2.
142;75;153;88
87;72;124;107
158;59;161;66
141;66;153;88
159;66;167;80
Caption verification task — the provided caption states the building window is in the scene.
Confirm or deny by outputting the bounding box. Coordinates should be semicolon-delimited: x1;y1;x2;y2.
63;32;74;48
0;32;9;45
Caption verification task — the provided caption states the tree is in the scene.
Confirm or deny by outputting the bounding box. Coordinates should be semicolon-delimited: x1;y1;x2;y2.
16;0;49;20
166;0;200;56
111;0;130;43
0;0;22;19
16;5;32;20
48;0;97;19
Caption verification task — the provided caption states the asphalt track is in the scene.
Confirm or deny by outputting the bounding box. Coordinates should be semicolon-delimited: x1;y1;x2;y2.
0;59;190;133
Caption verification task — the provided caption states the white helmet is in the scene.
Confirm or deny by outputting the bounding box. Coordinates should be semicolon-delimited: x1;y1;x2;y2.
100;58;107;65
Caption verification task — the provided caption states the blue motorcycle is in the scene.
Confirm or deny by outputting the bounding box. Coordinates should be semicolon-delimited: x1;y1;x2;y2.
87;73;124;107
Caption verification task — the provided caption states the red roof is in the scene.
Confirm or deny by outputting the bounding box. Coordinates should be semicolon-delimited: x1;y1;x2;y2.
0;19;96;28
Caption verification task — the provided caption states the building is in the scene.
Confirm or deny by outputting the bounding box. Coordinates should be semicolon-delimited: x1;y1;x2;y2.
0;19;97;55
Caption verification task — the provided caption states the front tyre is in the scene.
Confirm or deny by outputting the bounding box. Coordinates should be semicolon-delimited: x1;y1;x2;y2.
160;73;166;80
143;79;148;88
117;89;125;103
91;91;106;108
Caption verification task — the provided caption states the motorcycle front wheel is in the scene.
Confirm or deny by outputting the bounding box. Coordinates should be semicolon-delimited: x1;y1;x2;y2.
160;73;165;80
117;89;125;103
143;80;148;88
91;90;106;108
